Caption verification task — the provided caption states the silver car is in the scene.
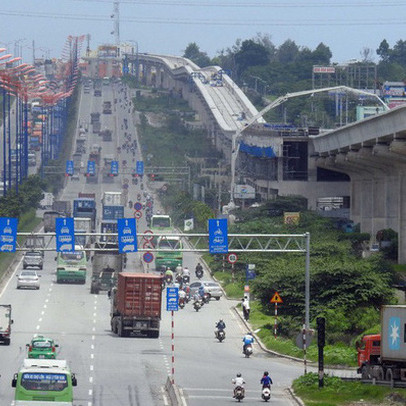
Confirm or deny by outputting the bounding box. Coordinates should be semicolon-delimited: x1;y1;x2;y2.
17;270;41;290
23;251;43;270
189;280;223;300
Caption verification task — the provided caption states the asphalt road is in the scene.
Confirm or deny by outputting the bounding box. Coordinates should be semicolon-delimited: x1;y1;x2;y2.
0;80;330;406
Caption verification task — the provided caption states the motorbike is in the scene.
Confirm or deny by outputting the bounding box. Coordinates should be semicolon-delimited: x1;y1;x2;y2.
165;275;173;285
233;386;245;402
195;268;203;279
182;275;190;284
193;300;201;312
261;386;271;402
179;298;185;309
215;329;226;342
140;183;144;190
202;293;211;304
243;344;253;358
128;200;133;209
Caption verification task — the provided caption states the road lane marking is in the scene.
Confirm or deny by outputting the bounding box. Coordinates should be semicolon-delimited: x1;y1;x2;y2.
178;388;188;406
92;327;96;332
88;389;93;396
89;376;93;383
90;365;94;371
92;335;95;340
161;387;169;406
0;254;24;298
41;311;45;315
91;353;94;359
38;318;42;322
36;325;40;330
93;312;96;317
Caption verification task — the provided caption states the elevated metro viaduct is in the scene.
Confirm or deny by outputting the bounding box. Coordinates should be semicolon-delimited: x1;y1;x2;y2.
312;104;406;263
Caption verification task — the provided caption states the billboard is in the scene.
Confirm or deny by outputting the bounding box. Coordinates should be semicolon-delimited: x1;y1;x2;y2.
234;185;255;200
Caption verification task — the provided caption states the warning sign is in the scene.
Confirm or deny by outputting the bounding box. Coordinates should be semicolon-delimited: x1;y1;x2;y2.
270;292;283;304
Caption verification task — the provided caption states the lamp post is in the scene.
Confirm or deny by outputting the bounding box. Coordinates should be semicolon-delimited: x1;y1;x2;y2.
124;40;139;85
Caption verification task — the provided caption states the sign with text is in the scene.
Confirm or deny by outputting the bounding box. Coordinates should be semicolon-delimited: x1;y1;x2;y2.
117;218;137;253
56;217;75;252
87;160;96;176
136;161;144;176
208;218;228;254
111;161;119;176
0;217;18;252
166;287;179;311
65;160;74;176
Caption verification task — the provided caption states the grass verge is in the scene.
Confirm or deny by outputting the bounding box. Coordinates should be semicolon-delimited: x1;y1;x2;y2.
292;373;406;405
0;209;41;281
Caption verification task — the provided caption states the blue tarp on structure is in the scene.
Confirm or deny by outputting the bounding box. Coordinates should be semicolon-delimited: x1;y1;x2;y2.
239;142;276;158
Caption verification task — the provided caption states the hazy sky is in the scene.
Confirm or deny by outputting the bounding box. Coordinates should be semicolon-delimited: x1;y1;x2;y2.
2;0;406;65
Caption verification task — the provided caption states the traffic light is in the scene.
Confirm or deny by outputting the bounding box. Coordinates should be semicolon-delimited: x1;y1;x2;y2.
317;317;325;347
149;173;155;181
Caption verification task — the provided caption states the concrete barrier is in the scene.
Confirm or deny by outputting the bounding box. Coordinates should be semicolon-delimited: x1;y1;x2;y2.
165;376;187;406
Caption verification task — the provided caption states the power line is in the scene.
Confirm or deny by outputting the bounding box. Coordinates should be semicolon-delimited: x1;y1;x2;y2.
70;0;406;8
1;10;406;26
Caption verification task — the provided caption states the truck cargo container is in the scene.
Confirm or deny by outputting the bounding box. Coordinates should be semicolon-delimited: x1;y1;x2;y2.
52;200;72;217
102;191;123;206
92;121;101;134
358;305;406;381
102;205;124;220
78;192;96;199
90;112;100;124
73;199;96;231
74;217;92;247
110;273;162;337
43;211;64;233
91;242;124;294
0;304;13;345
102;101;112;114
101;129;112;141
101;155;114;182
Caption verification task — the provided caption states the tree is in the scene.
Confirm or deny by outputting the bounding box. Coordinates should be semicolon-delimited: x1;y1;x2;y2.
277;39;299;64
183;42;211;68
391;40;406;66
360;47;374;63
312;43;332;65
234;39;270;75
377;39;391;63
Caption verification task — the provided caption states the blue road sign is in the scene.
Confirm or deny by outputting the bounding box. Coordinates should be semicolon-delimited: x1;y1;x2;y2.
111;160;119;176
143;252;154;263
166;287;179;311
87;160;96;175
245;264;256;281
136;161;144;176
0;217;18;252
208;218;228;254
134;202;142;211
66;160;74;176
56;217;75;252
117;218;137;253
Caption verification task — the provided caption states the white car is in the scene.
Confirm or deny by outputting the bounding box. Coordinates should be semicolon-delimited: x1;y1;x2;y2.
17;270;41;290
189;281;223;300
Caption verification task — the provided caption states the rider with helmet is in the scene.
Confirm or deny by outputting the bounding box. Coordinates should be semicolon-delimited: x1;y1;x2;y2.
232;373;245;398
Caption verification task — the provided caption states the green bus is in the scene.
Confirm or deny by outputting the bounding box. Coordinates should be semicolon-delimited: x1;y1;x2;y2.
151;215;172;233
56;247;87;284
12;359;77;405
155;236;183;271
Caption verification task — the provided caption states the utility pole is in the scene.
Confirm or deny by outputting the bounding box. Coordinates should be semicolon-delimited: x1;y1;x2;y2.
86;34;91;57
32;40;35;65
113;1;120;56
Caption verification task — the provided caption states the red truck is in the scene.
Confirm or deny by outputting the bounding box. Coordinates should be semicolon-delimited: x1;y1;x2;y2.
357;305;406;381
110;273;162;338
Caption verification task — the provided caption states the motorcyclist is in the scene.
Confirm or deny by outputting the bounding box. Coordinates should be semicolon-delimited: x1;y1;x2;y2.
178;288;186;306
198;285;205;299
195;262;203;277
232;373;245;398
175;265;182;277
260;371;273;389
165;267;173;283
193;291;201;304
242;331;254;353
215;319;226;338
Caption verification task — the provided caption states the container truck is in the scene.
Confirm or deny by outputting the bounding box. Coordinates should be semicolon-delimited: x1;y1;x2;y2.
0;304;13;345
101;155;115;183
110;273;162;338
73;198;96;231
11;359;77;404
90;242;124;294
357;305;406;381
102;101;112;114
92;121;101;134
43;211;64;233
52;200;72;217
102;129;112;141
74;217;92;247
90;112;100;124
102;191;123;206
